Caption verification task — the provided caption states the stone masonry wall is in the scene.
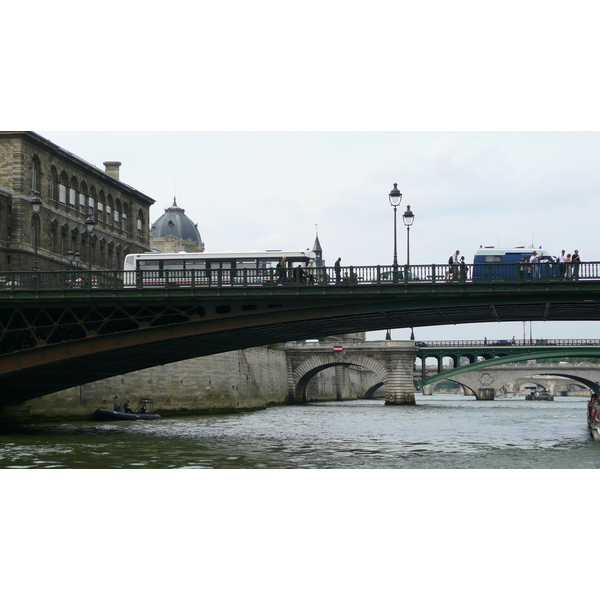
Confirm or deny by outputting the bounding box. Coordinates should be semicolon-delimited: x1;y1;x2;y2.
12;347;289;420
2;347;386;421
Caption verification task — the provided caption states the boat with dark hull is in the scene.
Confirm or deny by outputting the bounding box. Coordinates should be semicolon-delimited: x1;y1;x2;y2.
93;399;160;421
525;390;554;401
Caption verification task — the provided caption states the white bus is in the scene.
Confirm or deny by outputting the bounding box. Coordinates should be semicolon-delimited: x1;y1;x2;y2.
123;250;316;287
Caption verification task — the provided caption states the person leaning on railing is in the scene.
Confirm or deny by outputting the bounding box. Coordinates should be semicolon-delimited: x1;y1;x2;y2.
571;250;581;281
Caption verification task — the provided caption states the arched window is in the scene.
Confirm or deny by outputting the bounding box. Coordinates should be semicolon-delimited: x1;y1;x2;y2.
50;166;59;202
31;155;41;194
59;172;68;205
88;185;96;215
98;190;106;223
137;209;145;237
79;182;88;213
114;199;122;230
69;177;78;208
106;194;113;226
122;202;131;235
70;226;79;255
107;242;114;269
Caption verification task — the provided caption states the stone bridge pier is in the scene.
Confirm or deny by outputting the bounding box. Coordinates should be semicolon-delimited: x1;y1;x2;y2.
285;341;417;405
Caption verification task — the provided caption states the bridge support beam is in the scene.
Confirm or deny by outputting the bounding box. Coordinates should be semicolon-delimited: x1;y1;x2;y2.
335;364;349;400
384;349;417;405
478;387;496;400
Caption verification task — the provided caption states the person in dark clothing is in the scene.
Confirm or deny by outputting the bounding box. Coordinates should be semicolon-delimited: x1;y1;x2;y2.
124;400;133;413
334;258;341;283
459;256;469;282
571;250;581;281
294;264;305;283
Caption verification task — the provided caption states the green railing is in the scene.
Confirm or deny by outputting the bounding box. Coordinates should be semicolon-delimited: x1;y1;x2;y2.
1;261;599;291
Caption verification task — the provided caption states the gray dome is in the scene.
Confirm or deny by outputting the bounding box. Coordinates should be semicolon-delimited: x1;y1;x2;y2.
151;198;201;244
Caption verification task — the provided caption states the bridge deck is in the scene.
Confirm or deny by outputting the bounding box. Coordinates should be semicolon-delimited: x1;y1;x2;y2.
2;265;600;403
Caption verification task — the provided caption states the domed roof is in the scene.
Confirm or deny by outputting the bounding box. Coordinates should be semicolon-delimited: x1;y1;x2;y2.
151;198;202;244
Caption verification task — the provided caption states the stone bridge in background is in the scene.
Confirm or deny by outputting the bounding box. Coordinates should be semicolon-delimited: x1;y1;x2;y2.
428;363;599;399
286;340;600;402
284;341;416;404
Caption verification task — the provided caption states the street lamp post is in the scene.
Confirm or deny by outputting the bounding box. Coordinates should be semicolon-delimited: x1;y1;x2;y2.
402;205;414;267
31;191;42;271
85;214;96;270
388;183;402;280
67;250;81;268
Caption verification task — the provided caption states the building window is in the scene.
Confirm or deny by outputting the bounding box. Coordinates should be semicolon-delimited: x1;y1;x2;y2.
97;201;103;221
59;184;67;204
31;156;41;193
89;197;95;212
79;193;86;212
69;188;76;207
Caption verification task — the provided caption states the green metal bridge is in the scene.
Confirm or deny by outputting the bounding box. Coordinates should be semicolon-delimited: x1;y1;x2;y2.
2;262;600;404
414;339;600;389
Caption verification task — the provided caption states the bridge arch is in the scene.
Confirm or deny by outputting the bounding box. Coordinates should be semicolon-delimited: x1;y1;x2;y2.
292;354;388;403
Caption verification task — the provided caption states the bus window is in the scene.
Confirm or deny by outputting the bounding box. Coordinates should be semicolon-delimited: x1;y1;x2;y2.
185;260;206;269
163;261;184;271
138;259;161;271
236;259;257;269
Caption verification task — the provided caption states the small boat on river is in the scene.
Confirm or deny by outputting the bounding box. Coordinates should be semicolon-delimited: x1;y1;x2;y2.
93;399;160;421
525;390;554;401
495;391;521;400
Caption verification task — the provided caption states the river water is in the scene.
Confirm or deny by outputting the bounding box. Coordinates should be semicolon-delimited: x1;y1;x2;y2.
1;394;598;468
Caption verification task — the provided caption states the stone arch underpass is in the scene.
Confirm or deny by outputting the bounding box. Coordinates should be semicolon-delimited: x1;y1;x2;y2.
285;342;416;404
291;354;388;403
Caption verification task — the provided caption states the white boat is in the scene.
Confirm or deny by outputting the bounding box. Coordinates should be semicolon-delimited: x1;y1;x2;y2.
495;391;520;400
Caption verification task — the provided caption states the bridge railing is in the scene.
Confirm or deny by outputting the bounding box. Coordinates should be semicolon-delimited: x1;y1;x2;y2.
415;339;600;347
2;261;600;291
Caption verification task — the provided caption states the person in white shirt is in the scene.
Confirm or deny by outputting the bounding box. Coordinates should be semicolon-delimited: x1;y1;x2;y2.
557;249;567;279
530;251;541;278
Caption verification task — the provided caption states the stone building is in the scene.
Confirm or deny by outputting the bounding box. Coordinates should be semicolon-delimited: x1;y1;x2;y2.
150;198;204;252
0;131;155;272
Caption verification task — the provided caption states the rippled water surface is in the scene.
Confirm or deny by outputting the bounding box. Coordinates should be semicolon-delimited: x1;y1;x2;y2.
1;395;599;468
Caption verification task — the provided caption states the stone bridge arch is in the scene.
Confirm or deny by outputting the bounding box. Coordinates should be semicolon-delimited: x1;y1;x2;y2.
443;368;599;400
290;354;388;403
